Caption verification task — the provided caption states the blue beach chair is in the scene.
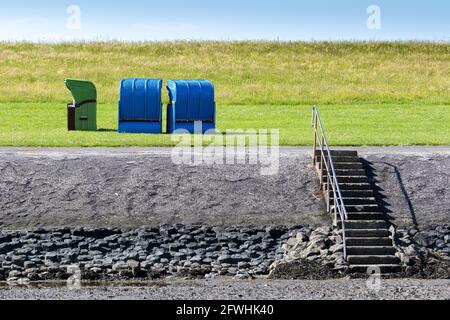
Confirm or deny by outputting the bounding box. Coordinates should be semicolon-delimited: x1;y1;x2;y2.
167;80;216;134
118;78;163;134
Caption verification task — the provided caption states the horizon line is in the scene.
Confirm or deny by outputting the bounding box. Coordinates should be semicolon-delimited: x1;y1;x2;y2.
1;39;449;45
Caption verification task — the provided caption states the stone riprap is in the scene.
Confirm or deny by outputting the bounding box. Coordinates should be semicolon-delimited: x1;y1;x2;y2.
270;224;450;279
392;224;450;278
2;224;450;283
269;226;348;279
0;225;302;283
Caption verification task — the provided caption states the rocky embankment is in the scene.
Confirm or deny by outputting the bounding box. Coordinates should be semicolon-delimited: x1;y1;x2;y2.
0;225;300;283
393;225;450;278
1;224;450;283
270;224;450;279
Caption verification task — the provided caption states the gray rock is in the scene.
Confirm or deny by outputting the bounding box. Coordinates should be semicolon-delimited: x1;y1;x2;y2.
404;244;420;257
190;256;203;263
23;261;36;269
265;227;286;239
155;250;171;260
205;272;218;279
112;262;128;272
231;254;250;263
218;254;232;264
227;267;237;275
414;232;436;248
444;235;450;244
330;244;343;254
238;261;250;269
11;255;26;267
173;253;187;261
408;228;419;237
8;270;22;278
202;258;213;264
160;225;178;237
45;252;59;263
0;242;20;255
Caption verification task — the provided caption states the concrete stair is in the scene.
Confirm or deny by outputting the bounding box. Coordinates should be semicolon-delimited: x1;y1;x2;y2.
338;183;372;191
314;150;401;274
331;190;374;198
346;212;385;220
345;204;381;212
334;163;364;170
347;246;396;255
349;264;402;273
346;229;391;237
333;176;369;183
346;237;393;246
340;220;388;229
347;255;400;265
323;169;367;176
330;197;377;205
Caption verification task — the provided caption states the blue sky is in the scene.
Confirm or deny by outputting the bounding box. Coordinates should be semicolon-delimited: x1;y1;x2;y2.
0;0;448;42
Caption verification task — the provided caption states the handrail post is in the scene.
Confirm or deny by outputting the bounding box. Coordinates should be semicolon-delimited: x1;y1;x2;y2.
319;136;324;189
312;107;317;166
335;194;338;224
333;189;338;224
326;156;331;212
342;224;347;260
325;178;329;213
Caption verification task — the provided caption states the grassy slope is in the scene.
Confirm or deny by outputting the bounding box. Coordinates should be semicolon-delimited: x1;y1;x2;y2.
0;41;449;146
1;41;449;105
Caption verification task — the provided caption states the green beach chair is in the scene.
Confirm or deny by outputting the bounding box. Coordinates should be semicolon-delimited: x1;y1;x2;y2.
64;79;97;131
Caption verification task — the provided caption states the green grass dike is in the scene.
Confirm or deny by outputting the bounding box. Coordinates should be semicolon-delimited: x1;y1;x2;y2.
0;41;448;147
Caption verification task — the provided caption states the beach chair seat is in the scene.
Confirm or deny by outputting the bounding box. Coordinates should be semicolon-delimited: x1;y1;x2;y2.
65;79;97;131
118;78;163;134
167;80;216;134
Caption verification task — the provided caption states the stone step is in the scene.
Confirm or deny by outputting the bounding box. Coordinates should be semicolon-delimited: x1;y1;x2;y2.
315;156;361;164
345;204;381;212
330;197;377;206
347;255;400;265
333;163;364;170
315;150;358;157
338;183;372;191
347;246;397;255
322;169;366;177
346;237;393;246
335;176;368;183
330;190;374;198
348;264;402;274
346;229;391;237
340;220;388;229
346;212;385;220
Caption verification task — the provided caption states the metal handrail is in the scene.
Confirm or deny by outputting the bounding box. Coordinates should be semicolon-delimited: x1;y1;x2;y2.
312;105;348;260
